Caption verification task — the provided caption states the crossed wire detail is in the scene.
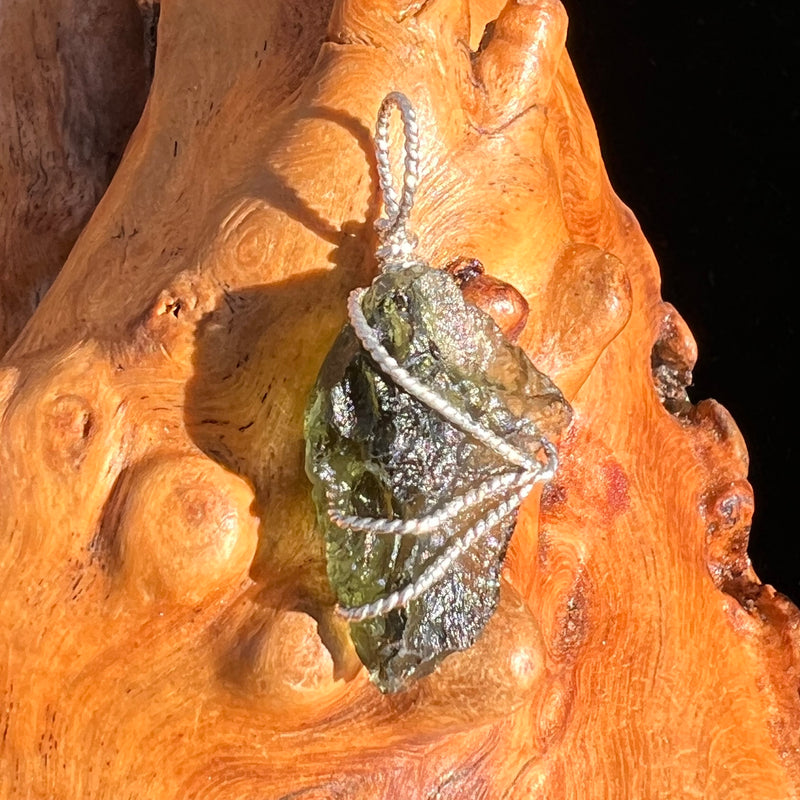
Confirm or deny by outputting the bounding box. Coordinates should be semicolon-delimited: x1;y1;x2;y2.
327;92;558;622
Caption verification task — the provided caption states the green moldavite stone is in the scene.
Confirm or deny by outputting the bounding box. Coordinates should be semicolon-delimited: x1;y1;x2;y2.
305;264;571;693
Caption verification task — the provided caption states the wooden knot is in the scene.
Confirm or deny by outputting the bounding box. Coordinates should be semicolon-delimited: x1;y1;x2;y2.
228;610;340;706
651;302;697;416
447;256;529;341
109;455;258;603
702;479;755;591
43;394;95;472
526;243;632;399
688;399;749;472
536;530;591;664
411;584;547;733
535;677;573;752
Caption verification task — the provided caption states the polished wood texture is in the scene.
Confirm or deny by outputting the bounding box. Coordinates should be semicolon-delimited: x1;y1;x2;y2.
1;1;798;797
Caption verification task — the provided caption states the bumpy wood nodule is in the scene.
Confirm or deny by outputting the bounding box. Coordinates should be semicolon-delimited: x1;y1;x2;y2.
1;1;798;798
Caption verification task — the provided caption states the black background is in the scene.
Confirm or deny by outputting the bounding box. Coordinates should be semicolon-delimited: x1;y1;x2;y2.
561;1;799;604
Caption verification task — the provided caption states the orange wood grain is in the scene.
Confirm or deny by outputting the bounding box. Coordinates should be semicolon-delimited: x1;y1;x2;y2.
0;0;151;354
0;1;797;797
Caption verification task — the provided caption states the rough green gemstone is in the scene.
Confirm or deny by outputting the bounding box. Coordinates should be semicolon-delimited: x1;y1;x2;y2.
305;264;570;693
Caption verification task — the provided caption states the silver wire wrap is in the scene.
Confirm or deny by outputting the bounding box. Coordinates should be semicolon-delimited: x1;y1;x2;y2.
337;483;536;622
373;91;421;270
332;92;559;622
330;470;538;537
328;450;558;536
347;289;539;471
336;291;558;622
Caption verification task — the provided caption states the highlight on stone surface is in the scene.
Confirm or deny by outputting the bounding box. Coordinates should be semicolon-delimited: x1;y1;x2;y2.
305;263;571;692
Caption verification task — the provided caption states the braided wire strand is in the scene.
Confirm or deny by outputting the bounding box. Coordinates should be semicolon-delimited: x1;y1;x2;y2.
329;439;557;537
330;91;561;622
348;289;539;471
337;478;539;622
374;91;421;268
335;440;558;621
329;469;535;537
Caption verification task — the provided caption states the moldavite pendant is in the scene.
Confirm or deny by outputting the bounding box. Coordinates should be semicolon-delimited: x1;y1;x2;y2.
304;92;571;693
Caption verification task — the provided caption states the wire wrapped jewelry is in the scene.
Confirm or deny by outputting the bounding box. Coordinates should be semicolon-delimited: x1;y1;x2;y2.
304;92;571;692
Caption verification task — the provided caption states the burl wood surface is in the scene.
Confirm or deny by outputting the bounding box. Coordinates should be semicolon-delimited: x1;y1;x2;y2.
0;1;798;798
0;0;152;354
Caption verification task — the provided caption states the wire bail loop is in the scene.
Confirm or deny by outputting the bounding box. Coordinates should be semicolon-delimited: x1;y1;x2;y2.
374;91;421;271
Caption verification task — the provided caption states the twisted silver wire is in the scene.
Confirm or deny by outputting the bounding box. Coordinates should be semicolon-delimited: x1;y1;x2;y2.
336;289;558;621
332;92;559;622
347;289;538;471
337;479;539;622
329;469;536;537
329;442;556;538
374;91;421;269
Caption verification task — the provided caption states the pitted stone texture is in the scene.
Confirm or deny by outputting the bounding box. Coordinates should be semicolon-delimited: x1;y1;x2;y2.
306;265;570;692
